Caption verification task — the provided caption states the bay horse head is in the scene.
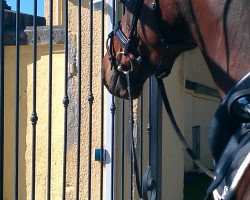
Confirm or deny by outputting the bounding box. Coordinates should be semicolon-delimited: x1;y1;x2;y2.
102;0;196;99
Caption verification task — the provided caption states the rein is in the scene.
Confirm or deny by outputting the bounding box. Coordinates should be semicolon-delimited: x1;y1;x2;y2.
126;71;157;199
125;72;215;199
156;78;215;178
126;72;143;198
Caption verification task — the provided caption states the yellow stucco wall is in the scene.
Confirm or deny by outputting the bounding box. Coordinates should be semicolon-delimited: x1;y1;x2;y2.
46;0;107;198
183;48;220;172
64;2;104;199
161;55;185;200
184;91;220;171
185;48;216;89
44;0;63;25
4;44;65;199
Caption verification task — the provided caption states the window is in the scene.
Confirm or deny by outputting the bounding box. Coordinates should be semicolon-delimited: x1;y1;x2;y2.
192;126;200;170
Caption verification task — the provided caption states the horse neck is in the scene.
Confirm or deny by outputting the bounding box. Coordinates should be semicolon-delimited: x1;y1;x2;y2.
178;0;250;98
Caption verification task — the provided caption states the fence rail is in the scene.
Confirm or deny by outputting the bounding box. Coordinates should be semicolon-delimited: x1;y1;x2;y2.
0;0;162;199
0;1;5;198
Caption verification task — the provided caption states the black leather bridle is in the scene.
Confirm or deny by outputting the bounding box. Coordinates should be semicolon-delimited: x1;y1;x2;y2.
106;0;178;79
106;0;213;199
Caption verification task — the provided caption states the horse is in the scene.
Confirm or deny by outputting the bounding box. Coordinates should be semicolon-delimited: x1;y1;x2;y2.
102;0;250;199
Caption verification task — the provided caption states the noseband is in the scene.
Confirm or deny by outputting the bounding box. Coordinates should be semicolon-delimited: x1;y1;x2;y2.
106;23;142;70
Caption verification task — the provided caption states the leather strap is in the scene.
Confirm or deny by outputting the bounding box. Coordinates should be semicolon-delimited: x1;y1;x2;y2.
126;72;144;198
125;72;213;200
114;22;140;58
156;77;214;178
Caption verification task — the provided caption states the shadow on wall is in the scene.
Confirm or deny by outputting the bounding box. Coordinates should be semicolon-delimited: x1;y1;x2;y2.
4;46;35;200
4;44;65;199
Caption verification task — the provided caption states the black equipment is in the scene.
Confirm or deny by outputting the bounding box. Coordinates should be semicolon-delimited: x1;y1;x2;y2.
228;89;250;123
206;72;250;200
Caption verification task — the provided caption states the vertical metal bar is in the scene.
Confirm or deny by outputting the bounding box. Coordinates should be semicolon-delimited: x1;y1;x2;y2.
0;1;4;198
120;100;124;200
149;76;162;200
140;94;143;192
100;0;105;198
130;107;133;200
15;0;21;199
148;78;152;167
112;0;116;25
75;0;81;198
105;0;117;198
111;0;116;199
122;4;125;16
31;0;38;199
192;126;201;170
62;0;69;198
88;0;94;198
47;0;53;198
110;96;115;200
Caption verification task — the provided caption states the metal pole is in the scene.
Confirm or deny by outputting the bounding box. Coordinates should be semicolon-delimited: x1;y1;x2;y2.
149;76;162;200
75;0;82;198
15;1;21;199
0;2;4;198
62;0;69;198
100;0;105;198
47;0;53;198
31;1;38;199
88;0;94;197
106;0;117;199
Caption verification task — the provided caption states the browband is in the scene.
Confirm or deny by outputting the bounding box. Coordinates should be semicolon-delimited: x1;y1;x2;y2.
114;22;140;57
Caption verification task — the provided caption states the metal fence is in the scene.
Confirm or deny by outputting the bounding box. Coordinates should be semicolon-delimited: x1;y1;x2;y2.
0;0;162;199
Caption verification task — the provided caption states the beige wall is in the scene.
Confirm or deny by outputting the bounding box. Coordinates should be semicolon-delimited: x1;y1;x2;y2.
184;91;220;171
185;48;216;89
63;2;104;199
4;4;105;198
183;48;220;172
161;54;186;200
4;44;65;199
44;0;63;25
45;0;105;199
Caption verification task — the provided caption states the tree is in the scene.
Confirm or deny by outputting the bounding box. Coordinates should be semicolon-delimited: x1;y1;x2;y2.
4;1;11;10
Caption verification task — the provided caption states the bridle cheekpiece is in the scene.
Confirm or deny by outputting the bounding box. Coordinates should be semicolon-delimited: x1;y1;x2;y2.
106;0;145;73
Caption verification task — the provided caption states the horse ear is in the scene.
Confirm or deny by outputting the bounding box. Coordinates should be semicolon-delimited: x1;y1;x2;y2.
227;89;250;123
